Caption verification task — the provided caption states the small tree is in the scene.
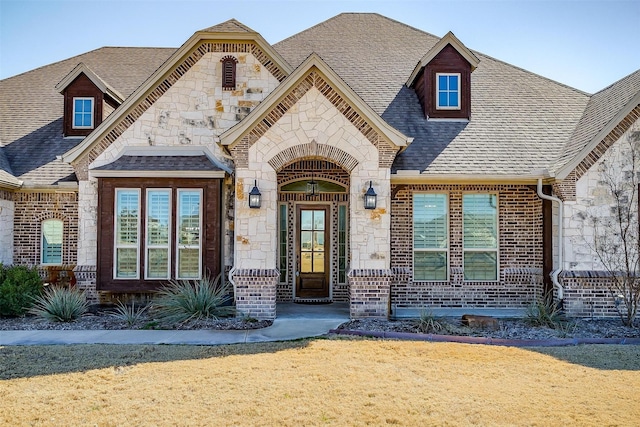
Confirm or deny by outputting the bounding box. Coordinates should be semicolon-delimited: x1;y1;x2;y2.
588;129;639;327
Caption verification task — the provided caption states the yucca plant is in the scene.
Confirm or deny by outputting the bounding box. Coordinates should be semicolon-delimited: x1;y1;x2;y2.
29;286;88;322
154;274;234;324
109;300;150;327
525;297;565;329
414;310;444;333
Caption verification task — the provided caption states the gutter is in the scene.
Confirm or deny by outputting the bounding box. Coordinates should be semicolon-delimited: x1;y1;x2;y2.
536;179;564;301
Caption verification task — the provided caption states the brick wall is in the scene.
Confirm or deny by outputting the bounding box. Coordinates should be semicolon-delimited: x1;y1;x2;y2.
348;269;393;318
560;272;628;318
233;268;279;319
390;184;544;309
13;191;78;266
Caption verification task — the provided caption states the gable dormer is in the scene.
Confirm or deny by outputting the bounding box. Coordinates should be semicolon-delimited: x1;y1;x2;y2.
56;63;124;137
407;32;480;121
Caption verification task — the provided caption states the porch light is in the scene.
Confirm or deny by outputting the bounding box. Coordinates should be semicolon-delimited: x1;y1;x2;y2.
306;177;318;196
248;180;261;208
364;181;377;210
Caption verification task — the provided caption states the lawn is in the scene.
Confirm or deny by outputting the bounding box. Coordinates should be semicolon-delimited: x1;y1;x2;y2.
1;338;639;426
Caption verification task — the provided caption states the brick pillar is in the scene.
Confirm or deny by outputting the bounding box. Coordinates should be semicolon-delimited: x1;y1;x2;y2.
348;269;393;319
233;269;279;320
73;265;98;304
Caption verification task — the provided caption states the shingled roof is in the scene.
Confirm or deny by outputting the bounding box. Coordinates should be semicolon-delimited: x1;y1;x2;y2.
274;13;592;177
0;47;175;186
200;18;258;33
553;69;640;176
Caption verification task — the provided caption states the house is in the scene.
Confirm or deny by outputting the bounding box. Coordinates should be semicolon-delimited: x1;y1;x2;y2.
1;13;638;320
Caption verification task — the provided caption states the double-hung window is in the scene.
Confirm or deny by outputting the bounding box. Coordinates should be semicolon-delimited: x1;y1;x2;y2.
436;73;460;110
463;193;498;281
176;190;202;279
41;219;63;265
146;189;171;279
413;194;448;281
72;97;94;129
115;189;141;279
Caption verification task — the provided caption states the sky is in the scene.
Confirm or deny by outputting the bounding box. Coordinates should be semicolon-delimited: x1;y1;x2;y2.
0;0;639;94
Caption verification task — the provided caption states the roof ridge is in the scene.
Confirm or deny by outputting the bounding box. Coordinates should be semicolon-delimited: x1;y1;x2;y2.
274;12;439;46
591;68;640;96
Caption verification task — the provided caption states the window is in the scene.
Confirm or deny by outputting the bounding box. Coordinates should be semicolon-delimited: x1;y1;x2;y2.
338;204;348;283
72;97;94;129
221;56;238;90
41;219;63;265
463;194;498;281
279;204;288;284
436;73;460;110
146;189;171;279
176;190;202;279
115;189;141;279
413;194;448;281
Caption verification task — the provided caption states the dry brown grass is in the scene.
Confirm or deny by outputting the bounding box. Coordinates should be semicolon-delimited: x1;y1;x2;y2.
1;338;639;426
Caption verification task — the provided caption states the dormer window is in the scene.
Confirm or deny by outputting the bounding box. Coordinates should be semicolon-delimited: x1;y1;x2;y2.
436;73;460;110
221;56;238;90
73;97;94;129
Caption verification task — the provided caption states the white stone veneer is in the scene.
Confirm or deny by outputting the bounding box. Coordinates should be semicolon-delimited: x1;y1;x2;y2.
0;198;14;265
234;86;392;270
563;118;640;271
77;179;98;266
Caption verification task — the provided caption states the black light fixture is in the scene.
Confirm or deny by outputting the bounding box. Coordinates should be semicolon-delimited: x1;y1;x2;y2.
364;181;377;209
248;180;261;208
306;175;318;197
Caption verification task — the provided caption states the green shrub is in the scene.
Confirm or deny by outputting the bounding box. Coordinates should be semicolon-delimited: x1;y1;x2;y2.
29;286;88;322
109;300;150;327
154;274;234;324
0;264;44;316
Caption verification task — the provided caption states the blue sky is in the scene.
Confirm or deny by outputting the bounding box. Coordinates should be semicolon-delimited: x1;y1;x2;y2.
1;0;638;93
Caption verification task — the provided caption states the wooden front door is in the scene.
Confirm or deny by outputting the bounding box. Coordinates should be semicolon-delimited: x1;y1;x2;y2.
296;205;330;299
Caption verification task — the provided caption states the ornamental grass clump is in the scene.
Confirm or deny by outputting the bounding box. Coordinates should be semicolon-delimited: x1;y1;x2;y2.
109;300;150;327
154;274;234;324
413;310;445;333
29;286;88;322
525;297;565;329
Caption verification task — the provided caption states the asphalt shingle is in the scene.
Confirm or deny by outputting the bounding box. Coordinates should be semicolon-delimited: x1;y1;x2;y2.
93;155;223;172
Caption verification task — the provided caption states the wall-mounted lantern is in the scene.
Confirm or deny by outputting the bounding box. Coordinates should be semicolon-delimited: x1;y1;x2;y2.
248;180;261;208
364;181;377;210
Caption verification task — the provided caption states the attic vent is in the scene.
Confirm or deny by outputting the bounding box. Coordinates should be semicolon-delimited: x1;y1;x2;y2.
221;55;238;90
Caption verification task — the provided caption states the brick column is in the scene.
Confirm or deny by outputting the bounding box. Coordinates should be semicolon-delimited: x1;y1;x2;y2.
348;269;393;319
73;265;98;304
233;269;279;320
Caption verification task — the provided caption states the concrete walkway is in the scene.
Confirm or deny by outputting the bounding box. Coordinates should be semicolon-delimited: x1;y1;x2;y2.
0;303;350;346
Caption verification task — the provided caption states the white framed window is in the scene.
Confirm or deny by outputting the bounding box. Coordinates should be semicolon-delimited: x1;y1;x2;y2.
278;203;288;284
176;189;202;279
436;73;461;110
463;193;498;281
413;193;449;281
41;219;63;265
72;97;94;129
114;189;141;279
145;189;171;280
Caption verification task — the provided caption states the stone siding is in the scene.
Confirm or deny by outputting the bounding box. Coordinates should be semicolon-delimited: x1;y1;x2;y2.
390;184;544;310
13;191;78;266
0;193;14;265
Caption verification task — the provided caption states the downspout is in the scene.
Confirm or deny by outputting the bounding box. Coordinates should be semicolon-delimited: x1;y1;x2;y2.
536;179;564;302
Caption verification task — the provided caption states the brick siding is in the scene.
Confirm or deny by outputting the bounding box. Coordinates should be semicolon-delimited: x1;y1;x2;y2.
561;271;634;318
233;268;279;319
13;191;78;266
390;184;544;310
348;269;393;318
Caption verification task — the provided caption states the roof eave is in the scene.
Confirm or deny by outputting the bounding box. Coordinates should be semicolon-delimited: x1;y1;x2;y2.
406;31;481;87
391;171;552;185
220;53;411;148
555;91;640;180
55;62;125;103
